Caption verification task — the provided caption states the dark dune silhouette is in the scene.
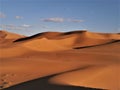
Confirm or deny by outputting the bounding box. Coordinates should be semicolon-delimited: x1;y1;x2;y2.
14;30;87;42
61;30;87;35
14;32;45;42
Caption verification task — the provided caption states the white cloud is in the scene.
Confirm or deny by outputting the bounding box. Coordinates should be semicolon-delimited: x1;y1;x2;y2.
0;12;6;18
68;19;84;23
21;24;31;28
0;24;23;30
0;24;31;30
0;24;14;29
42;17;64;23
42;17;84;23
15;16;23;19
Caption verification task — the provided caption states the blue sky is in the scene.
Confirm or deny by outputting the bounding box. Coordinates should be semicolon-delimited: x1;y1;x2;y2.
0;0;119;35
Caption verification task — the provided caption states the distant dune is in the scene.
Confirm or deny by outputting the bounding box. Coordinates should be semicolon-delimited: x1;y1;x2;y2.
0;30;120;90
0;30;25;47
0;30;24;41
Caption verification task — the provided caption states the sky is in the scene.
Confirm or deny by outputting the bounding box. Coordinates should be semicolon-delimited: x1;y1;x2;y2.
0;0;119;35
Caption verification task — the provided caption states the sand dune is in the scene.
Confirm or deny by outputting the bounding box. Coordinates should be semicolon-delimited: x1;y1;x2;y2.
14;30;119;51
0;30;25;48
0;30;120;90
0;30;24;40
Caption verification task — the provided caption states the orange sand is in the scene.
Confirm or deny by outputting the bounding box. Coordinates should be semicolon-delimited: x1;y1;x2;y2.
0;30;119;90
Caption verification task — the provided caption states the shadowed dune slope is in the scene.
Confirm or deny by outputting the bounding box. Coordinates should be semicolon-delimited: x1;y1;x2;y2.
3;75;103;90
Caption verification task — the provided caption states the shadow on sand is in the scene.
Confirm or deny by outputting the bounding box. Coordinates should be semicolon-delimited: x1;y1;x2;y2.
73;40;120;49
4;74;104;90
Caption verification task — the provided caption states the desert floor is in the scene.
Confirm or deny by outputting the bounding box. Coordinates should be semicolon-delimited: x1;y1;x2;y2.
0;30;120;90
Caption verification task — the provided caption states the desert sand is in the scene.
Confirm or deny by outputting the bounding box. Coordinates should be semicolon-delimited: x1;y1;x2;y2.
0;30;120;90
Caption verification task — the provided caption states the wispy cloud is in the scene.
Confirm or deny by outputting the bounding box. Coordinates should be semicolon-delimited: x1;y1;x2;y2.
42;17;84;23
68;19;84;23
0;24;32;30
21;24;31;28
42;17;64;23
15;16;23;19
0;12;6;18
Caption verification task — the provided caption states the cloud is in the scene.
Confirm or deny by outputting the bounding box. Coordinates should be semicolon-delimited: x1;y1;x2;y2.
0;24;15;30
21;24;31;28
15;16;23;19
68;19;84;23
0;24;23;30
42;17;84;23
42;17;64;23
0;12;6;18
0;24;31;30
